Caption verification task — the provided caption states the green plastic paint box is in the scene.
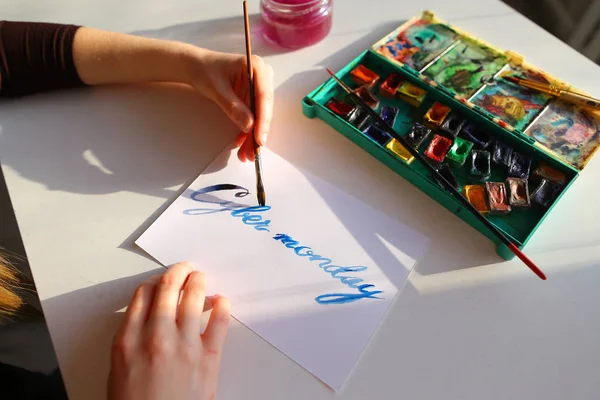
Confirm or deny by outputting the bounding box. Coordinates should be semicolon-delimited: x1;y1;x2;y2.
301;10;600;260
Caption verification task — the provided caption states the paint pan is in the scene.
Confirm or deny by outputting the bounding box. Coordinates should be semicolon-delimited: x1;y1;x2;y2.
485;181;511;214
380;73;404;98
425;134;452;162
506;177;530;208
326;98;356;120
508;151;532;179
386;139;415;164
529;178;563;209
397;81;428;107
405;122;432;149
350;64;380;88
380;105;399;127
363;123;392;146
347;106;371;130
470;149;491;179
446;136;473;165
492;141;513;168
435;162;460;190
423;102;452;128
533;161;567;184
459;121;493;149
351;86;380;109
463;184;489;214
439;112;466;138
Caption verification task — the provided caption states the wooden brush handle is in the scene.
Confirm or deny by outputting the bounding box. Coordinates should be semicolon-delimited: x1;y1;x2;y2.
559;91;600;110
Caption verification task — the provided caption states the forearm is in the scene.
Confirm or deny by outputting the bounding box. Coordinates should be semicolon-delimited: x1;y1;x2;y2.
0;21;201;97
72;27;197;87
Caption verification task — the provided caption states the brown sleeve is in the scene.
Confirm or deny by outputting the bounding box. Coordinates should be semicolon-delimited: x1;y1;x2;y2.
0;21;85;97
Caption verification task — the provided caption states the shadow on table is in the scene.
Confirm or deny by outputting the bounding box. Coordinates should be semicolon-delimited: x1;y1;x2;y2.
40;268;162;400
0;82;241;265
130;14;291;57
0;82;235;199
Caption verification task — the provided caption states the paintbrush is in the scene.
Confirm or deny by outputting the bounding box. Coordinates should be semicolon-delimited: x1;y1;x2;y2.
243;1;266;206
326;68;547;280
503;76;600;111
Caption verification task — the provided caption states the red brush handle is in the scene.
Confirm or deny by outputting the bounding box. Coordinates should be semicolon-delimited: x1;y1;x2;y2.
507;243;546;280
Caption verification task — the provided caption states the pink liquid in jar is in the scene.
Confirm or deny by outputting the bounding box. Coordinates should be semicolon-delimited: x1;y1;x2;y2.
260;0;333;49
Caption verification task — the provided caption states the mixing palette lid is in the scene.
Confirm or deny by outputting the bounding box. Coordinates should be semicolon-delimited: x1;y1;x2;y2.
370;10;600;171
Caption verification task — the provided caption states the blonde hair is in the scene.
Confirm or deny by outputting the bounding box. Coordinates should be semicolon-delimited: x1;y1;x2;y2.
0;250;41;324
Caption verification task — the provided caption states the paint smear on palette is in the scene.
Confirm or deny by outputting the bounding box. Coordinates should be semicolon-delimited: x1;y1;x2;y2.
423;40;507;98
526;100;600;169
472;65;552;130
376;19;457;70
472;83;550;131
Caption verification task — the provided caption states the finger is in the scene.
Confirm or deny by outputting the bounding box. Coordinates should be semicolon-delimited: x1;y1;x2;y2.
235;132;246;147
177;271;207;337
202;295;232;352
237;139;247;162
237;134;255;162
242;135;255;162
253;58;274;146
236;132;251;161
148;262;195;328
214;83;254;133
116;274;161;339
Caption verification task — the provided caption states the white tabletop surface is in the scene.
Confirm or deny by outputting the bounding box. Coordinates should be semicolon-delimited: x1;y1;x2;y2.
2;1;600;399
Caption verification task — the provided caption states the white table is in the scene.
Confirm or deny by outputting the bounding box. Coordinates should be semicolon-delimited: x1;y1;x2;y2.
2;1;600;399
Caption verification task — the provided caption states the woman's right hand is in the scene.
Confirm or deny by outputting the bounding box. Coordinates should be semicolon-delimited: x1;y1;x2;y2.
108;262;231;400
184;48;275;163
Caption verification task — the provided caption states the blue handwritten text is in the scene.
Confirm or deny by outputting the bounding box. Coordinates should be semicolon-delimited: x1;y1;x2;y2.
273;234;383;305
184;184;271;232
182;184;384;305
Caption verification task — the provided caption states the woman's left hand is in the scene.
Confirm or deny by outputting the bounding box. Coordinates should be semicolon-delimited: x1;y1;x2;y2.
186;48;274;162
108;262;231;400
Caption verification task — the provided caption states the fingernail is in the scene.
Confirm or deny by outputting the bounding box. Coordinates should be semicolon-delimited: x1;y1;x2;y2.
260;133;268;146
241;116;253;132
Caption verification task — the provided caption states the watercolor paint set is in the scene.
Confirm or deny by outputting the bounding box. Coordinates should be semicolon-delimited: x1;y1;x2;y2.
302;10;600;259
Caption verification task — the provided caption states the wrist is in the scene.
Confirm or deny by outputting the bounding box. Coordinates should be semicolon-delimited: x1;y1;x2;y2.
178;44;214;89
155;40;200;86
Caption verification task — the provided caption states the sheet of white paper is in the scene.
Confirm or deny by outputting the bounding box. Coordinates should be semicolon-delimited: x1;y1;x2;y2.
136;146;429;391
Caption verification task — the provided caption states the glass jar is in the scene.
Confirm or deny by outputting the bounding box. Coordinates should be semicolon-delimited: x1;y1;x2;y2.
260;0;333;49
